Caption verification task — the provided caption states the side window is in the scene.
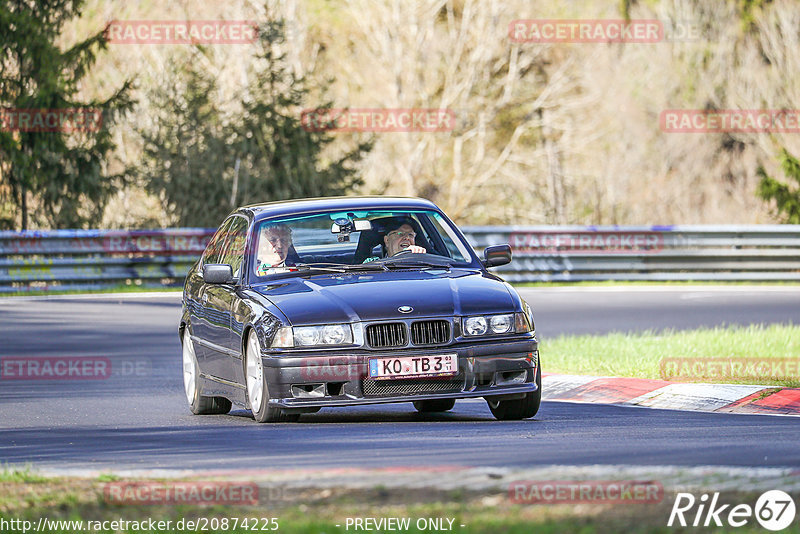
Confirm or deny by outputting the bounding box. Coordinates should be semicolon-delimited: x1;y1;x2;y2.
201;218;235;265
410;215;434;251
220;217;249;278
428;213;471;262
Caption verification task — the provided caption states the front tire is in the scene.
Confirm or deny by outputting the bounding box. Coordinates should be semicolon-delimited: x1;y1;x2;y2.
413;399;456;413
487;363;542;421
245;330;299;423
182;329;231;415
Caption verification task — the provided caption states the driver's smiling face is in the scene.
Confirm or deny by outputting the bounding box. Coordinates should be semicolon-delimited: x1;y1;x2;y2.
384;224;416;256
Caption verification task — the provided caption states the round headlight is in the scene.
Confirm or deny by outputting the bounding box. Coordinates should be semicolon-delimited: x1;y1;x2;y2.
294;327;320;346
464;316;488;336
321;324;347;345
490;314;513;334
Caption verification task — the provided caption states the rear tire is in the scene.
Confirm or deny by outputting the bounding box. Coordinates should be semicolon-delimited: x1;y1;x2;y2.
413;399;456;413
245;330;300;423
487;363;541;421
182;329;231;415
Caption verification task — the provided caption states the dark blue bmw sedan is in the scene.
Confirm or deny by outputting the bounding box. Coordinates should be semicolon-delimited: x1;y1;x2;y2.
180;196;540;422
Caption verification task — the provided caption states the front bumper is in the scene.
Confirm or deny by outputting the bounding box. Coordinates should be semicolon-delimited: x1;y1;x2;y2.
260;338;538;410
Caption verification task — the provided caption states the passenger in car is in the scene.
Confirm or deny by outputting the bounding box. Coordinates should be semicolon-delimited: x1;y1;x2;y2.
363;218;426;263
256;223;295;275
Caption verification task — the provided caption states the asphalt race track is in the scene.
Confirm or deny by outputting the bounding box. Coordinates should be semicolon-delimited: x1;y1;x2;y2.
1;287;799;473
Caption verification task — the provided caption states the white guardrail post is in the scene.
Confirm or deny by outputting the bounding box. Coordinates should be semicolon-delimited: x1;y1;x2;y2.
1;225;799;292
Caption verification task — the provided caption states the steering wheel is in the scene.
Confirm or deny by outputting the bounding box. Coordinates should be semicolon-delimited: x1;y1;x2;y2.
392;248;414;256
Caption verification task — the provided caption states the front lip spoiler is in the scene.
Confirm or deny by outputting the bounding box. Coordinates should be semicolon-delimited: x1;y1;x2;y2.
267;382;537;409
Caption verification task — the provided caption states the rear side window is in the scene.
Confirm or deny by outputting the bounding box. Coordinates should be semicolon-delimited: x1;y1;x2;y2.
220;216;249;278
201;217;235;265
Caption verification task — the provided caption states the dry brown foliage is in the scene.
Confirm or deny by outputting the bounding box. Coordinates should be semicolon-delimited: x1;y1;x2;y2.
52;0;800;227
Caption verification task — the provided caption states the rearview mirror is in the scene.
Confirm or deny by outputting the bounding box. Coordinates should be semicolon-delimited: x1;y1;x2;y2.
331;218;372;243
203;264;235;284
482;244;512;268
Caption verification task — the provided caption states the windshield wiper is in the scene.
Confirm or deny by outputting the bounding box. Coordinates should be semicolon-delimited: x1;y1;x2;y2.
294;264;347;273
380;257;452;270
295;262;388;273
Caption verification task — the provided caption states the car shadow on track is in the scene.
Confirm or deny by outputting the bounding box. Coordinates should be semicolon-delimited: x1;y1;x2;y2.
225;405;497;424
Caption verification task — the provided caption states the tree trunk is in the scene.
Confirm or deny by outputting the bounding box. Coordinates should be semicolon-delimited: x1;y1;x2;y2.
21;183;27;231
541;108;565;225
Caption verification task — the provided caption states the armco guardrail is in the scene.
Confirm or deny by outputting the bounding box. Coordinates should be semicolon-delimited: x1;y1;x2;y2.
0;228;214;293
464;225;800;282
1;225;799;292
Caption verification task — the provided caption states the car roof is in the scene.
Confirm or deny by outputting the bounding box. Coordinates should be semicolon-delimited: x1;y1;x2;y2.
239;196;441;222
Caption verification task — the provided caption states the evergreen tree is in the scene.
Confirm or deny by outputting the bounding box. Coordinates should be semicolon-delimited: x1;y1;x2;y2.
233;20;371;207
137;62;234;227
138;18;371;228
0;0;133;229
757;148;800;224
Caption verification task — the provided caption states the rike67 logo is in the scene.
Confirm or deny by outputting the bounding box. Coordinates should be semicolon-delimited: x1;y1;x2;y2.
668;490;796;531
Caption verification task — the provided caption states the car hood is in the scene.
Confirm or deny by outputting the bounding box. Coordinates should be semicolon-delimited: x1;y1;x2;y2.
250;269;516;325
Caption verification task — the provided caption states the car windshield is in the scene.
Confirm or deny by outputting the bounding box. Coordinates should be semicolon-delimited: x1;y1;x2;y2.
250;209;475;278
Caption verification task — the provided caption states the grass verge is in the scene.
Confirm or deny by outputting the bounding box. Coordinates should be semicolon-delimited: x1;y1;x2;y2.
513;280;800;287
0;477;796;534
543;324;800;387
4;280;799;298
0;285;182;298
0;466;48;483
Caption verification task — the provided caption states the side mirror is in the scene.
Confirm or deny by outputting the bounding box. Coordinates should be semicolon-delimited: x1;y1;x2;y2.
482;244;512;268
203;264;235;284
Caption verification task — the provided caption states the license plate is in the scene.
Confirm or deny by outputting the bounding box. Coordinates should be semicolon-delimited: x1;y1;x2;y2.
369;354;458;380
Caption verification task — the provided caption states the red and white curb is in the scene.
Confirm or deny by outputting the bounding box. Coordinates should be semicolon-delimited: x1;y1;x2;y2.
542;374;800;416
